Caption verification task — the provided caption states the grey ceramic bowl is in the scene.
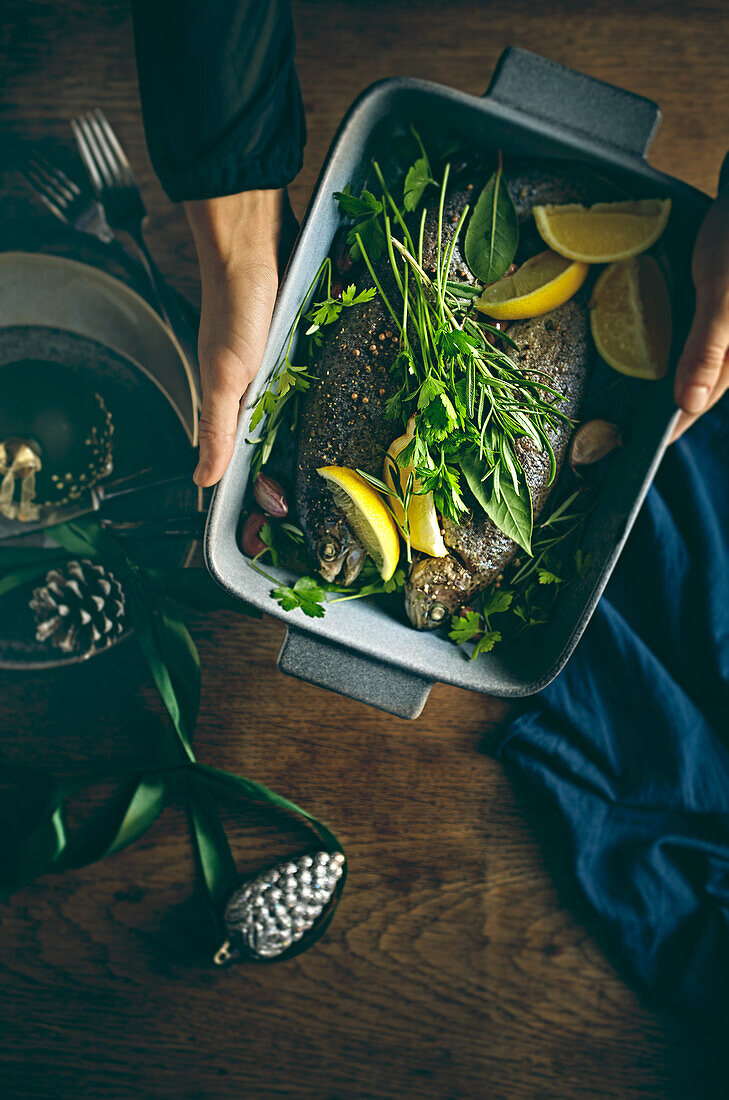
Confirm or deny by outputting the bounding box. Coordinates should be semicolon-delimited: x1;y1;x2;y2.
205;47;710;719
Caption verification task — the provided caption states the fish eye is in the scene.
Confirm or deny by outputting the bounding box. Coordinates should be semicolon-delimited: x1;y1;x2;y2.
428;602;447;623
319;539;339;561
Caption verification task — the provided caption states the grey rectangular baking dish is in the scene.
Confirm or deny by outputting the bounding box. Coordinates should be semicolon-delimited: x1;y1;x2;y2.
205;46;710;719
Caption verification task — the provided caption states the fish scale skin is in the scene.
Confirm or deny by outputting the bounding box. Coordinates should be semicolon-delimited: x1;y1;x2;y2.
420;185;479;284
295;283;400;568
507;161;625;259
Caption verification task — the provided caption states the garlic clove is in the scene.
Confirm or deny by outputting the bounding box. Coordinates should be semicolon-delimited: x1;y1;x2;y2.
240;511;269;558
570;420;622;467
253;472;288;517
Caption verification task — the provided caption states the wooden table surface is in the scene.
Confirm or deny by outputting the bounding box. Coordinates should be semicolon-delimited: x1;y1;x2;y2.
2;2;728;1097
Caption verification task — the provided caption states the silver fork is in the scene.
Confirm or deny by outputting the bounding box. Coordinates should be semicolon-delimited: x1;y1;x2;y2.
21;153;115;243
70;108;200;384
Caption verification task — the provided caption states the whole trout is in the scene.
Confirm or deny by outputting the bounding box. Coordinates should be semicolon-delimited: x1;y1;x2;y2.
403;161;616;628
295;280;400;583
405;295;592;628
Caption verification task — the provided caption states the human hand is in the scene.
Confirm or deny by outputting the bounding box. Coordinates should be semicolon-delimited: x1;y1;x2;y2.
185;189;284;486
672;188;729;441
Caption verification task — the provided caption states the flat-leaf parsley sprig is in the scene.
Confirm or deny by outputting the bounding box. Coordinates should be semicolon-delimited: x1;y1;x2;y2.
402;125;437;212
304;262;377;348
332;186;386;262
333;126;438;261
449;588;513;657
249;531;406;618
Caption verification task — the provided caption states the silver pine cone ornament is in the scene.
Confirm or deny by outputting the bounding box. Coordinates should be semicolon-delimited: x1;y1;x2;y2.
30;559;126;657
214;850;345;965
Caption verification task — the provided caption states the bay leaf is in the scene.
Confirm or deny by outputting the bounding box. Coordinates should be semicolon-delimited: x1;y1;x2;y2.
464;157;519;283
460;449;533;554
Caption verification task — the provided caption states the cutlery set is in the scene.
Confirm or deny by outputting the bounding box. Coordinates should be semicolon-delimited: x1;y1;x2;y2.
17;109;203;542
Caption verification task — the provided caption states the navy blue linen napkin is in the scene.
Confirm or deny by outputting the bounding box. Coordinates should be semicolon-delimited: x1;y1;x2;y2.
496;397;729;1014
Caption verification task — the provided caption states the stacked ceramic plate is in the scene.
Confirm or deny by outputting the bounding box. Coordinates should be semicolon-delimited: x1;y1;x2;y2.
0;252;200;669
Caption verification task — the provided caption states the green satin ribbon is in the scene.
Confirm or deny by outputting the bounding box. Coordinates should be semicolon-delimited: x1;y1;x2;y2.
0;518;346;960
0;767;166;901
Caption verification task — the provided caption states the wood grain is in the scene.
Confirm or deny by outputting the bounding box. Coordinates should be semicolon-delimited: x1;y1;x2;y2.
2;1;729;1097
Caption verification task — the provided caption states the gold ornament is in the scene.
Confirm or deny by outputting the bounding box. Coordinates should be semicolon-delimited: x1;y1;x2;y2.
0;437;42;521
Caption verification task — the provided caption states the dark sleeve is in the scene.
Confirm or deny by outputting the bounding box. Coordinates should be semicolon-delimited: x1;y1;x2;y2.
131;0;305;202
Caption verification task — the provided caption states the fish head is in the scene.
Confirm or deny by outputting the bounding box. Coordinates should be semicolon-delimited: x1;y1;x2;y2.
316;518;365;585
405;554;475;630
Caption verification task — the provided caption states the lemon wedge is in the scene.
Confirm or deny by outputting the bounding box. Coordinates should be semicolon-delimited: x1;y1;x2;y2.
317;465;401;581
475;250;589;319
385;418;447;557
533;198;671;263
589;256;672;380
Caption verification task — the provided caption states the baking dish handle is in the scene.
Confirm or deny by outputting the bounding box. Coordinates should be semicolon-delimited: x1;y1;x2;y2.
484;47;662;160
277;628;433;720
